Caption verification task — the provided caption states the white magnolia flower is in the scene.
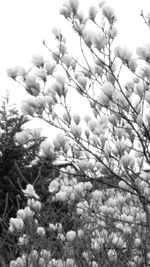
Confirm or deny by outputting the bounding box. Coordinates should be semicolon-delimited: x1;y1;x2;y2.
38;258;45;266
28;128;42;140
73;114;81;125
100;205;111;215
60;6;71;18
107;249;117;261
84;181;93;191
92;261;98;267
49;259;57;266
40;249;51;260
56;73;65;85
36;95;46;109
18;234;29;246
40;141;55;158
101;82;114;98
66;258;75;267
84;114;91;123
92;190;102;201
87;159;96;170
82;29;93;48
22;184;39;199
77;74;87;88
118;181;128;189
89;6;98;20
66;230;76;241
77;229;84;238
67;0;79;12
74;182;84;194
63;54;73;68
30;249;39;261
21;100;35;116
93;33;105;50
58;233;66;242
136;44;150;61
31;54;44;67
15;131;30;145
63;111;70;124
114;46;132;62
128;58;137;72
102;4;116;22
10;257;25;267
37;226;45;237
121;154;135;169
27;198;42;212
45;60;56;75
49;180;59;193
134;238;141;247
56;132;66;147
55;259;64;267
9;217;24;232
61;185;73;198
120;213;128;221
23;207;35;218
25;76;40;96
76;207;83;215
135;83;144;97
71;125;82;138
116;223;124;231
36;69;47;81
107;26;118;39
17;209;26;220
49;223;57;231
91;238;100;251
97;91;110;107
112;236;125;248
55;191;67;201
7;66;19;79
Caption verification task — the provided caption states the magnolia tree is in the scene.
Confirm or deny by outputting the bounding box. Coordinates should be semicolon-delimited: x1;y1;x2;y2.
6;0;150;266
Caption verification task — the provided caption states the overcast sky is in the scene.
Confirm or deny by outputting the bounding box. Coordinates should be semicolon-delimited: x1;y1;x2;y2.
0;0;150;103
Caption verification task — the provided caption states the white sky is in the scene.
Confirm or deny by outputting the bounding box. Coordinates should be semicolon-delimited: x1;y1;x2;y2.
0;0;150;106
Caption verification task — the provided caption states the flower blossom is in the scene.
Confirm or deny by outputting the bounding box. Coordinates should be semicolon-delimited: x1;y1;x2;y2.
22;184;39;199
66;230;76;241
49;180;60;193
9;217;24;232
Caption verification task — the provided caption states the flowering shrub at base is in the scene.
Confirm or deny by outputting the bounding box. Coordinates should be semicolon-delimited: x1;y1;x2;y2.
9;175;150;267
